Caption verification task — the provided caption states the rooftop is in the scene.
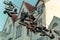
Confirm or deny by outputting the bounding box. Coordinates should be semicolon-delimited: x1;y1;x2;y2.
10;14;17;23
23;1;36;12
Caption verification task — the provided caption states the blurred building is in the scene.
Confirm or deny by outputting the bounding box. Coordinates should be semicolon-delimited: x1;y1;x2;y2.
2;0;60;40
14;1;36;40
0;32;6;40
48;16;60;40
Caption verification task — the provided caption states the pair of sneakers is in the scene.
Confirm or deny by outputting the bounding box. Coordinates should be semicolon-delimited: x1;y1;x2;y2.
40;32;55;39
4;1;14;11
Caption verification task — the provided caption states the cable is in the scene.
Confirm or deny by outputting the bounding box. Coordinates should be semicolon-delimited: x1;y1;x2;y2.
13;3;20;8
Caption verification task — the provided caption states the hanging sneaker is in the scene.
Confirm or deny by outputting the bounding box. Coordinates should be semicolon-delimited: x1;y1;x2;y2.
5;5;14;11
49;34;55;39
4;10;8;14
42;27;49;32
4;1;14;11
5;8;13;11
40;33;46;36
19;22;26;26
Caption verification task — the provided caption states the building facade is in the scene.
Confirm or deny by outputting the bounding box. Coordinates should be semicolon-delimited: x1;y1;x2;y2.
2;0;60;40
2;17;14;40
2;0;47;40
48;16;60;40
0;32;6;40
14;1;36;40
31;0;47;40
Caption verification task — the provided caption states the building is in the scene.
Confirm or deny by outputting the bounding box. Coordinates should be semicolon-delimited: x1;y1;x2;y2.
2;0;47;40
2;17;13;40
3;0;60;40
0;32;6;40
2;14;17;40
35;0;46;28
13;1;36;40
31;0;60;40
48;16;60;40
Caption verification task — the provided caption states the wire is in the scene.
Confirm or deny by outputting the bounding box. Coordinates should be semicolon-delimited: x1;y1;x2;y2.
13;3;20;8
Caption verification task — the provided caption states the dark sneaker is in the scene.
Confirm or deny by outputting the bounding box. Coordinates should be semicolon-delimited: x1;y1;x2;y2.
49;34;55;39
4;10;8;14
5;8;12;11
54;30;60;36
19;22;26;26
40;33;46;36
42;27;49;32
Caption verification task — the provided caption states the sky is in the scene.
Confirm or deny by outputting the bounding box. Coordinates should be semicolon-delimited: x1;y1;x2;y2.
45;0;60;28
0;0;38;31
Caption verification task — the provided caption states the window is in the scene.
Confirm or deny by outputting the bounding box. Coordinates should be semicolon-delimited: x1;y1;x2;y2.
16;24;22;38
52;23;58;27
39;18;42;26
4;28;7;33
38;2;45;15
8;38;12;40
9;24;12;34
37;18;42;27
37;36;44;40
27;29;29;36
54;30;60;36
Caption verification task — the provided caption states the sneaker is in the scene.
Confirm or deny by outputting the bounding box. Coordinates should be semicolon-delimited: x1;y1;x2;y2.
4;10;8;14
5;8;13;11
40;33;46;36
49;34;55;39
19;22;26;26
